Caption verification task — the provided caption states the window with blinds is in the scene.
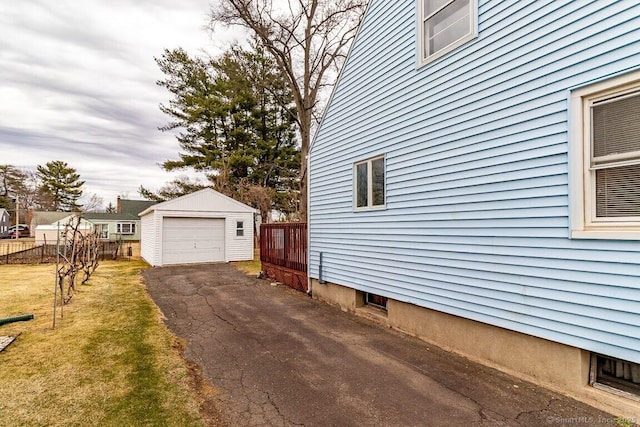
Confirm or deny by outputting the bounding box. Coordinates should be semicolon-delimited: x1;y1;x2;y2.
570;70;640;238
591;91;640;219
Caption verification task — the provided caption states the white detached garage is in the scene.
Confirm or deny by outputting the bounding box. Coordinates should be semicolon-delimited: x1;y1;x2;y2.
139;188;255;266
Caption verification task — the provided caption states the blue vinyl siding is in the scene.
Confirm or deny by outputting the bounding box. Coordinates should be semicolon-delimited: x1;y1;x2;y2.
309;0;640;364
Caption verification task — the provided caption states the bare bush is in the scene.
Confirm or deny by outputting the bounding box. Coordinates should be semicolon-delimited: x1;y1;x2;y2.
53;215;100;324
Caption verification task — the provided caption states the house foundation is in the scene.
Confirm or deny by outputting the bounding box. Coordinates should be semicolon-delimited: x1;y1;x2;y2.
310;279;640;418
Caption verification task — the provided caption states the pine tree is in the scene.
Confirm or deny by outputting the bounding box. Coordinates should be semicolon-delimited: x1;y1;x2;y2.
155;41;300;218
36;160;85;211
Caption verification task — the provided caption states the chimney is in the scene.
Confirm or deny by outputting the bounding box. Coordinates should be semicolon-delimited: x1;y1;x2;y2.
117;196;121;213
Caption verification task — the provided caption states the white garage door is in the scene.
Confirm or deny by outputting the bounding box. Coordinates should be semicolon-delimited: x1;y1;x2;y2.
162;217;225;265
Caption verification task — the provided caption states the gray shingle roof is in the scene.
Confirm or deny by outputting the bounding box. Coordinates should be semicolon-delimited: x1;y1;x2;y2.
119;199;156;216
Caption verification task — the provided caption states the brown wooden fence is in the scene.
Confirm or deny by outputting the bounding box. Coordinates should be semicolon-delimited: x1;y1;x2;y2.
260;222;308;292
0;241;128;265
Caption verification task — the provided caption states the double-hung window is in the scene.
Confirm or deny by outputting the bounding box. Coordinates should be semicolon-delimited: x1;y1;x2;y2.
236;221;244;237
354;155;385;210
418;0;477;66
95;223;108;239
570;70;640;239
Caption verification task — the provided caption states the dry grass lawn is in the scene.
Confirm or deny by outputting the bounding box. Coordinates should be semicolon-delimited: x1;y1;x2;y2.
231;249;261;276
0;260;209;427
0;237;36;255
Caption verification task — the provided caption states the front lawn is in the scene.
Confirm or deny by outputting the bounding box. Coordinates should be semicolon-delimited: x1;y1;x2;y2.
0;261;209;427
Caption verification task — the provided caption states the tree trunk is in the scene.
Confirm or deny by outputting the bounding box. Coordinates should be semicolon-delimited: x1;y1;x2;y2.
299;114;311;221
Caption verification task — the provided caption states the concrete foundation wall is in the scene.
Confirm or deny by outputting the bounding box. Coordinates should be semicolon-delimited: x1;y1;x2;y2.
311;280;359;312
310;279;640;418
126;241;141;259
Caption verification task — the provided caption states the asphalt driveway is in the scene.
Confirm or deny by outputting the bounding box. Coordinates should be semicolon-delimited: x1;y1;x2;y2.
142;263;611;426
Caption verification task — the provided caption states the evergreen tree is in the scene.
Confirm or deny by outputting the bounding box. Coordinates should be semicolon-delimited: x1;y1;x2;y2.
155;41;300;218
36;160;85;211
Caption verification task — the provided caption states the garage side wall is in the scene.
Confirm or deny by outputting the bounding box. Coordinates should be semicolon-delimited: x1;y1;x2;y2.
225;212;254;262
140;212;157;266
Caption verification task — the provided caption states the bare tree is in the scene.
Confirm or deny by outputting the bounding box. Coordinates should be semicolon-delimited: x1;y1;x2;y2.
210;0;367;219
19;169;41;212
81;193;104;213
0;166;40;222
54;215;100;321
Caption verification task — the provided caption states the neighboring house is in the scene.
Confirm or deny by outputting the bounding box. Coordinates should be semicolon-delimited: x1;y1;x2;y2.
30;212;71;237
309;0;640;416
84;213;142;242
34;214;94;244
0;208;9;236
86;198;156;242
139;188;255;266
30;198;156;242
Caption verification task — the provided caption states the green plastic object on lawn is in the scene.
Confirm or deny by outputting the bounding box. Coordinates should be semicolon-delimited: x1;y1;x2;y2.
0;314;34;326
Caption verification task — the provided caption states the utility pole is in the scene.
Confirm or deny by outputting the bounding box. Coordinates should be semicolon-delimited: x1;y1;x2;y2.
14;195;18;239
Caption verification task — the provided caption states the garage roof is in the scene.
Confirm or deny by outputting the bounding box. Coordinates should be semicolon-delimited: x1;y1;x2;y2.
138;188;256;216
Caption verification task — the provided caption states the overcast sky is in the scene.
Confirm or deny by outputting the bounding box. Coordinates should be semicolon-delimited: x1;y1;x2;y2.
0;0;243;208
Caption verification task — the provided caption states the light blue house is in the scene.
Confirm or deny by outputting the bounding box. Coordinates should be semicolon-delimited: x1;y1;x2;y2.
309;0;640;416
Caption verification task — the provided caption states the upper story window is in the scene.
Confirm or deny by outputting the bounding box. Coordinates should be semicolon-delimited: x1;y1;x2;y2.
570;70;640;239
418;0;477;66
95;223;108;239
117;222;136;235
354;155;385;210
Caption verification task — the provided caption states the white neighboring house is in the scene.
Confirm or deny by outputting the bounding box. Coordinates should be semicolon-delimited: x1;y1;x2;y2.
34;215;94;245
139;188;255;266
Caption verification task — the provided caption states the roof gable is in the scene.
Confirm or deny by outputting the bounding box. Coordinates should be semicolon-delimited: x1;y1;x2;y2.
139;188;256;216
310;0;372;154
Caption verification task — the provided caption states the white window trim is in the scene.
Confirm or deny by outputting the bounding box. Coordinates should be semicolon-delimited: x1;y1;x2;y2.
416;0;478;68
353;155;386;211
569;69;640;240
236;220;245;238
116;222;136;235
95;223;109;239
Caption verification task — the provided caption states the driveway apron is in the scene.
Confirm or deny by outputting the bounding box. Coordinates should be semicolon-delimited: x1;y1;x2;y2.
142;263;611;427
